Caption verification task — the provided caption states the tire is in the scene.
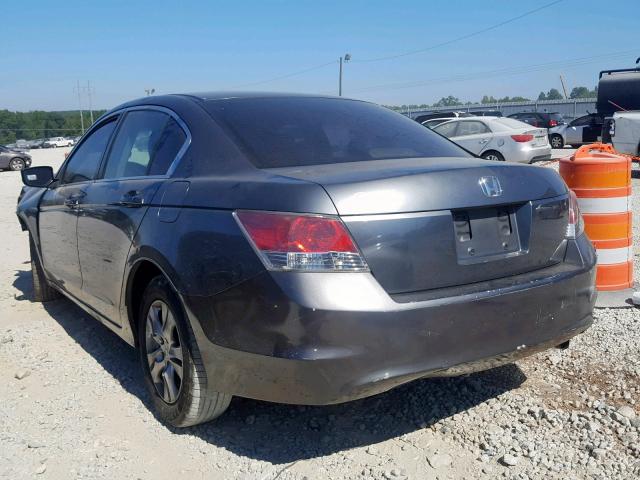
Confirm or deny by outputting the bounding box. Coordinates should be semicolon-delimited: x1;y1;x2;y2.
138;276;231;427
481;151;505;162
550;134;564;149
9;158;26;171
29;235;61;302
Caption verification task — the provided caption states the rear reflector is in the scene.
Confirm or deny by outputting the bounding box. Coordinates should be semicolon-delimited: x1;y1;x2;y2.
235;211;368;271
511;134;534;142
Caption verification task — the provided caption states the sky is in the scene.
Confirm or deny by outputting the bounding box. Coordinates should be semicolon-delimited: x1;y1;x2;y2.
1;0;639;111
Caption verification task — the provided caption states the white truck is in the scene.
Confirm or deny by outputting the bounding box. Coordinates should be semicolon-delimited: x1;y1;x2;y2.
609;111;640;157
43;136;74;148
597;63;640;157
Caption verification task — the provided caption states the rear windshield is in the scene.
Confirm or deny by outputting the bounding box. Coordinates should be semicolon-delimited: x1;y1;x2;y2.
491;117;532;130
205;97;470;168
549;113;565;124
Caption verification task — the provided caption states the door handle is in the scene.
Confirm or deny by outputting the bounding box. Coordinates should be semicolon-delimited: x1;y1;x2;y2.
117;190;144;207
64;192;85;208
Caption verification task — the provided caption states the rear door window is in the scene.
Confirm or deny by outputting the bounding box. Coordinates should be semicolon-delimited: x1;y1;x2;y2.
206;98;469;167
454;121;490;136
61;118;118;184
101;110;187;179
433;121;458;138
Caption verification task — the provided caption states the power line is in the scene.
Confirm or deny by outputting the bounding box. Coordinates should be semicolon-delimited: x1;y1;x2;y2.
228;60;337;88
223;1;564;89
353;0;565;63
349;49;637;93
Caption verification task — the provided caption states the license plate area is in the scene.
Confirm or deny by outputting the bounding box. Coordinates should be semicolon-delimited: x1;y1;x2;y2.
452;206;522;265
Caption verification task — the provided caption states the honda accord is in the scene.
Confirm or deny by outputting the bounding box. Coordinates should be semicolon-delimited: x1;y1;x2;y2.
16;93;596;427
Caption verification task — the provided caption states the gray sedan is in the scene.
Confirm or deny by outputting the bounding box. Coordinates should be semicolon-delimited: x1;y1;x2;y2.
17;93;595;426
0;145;32;170
434;117;552;163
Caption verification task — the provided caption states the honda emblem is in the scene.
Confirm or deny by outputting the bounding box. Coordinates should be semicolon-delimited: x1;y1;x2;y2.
479;176;502;197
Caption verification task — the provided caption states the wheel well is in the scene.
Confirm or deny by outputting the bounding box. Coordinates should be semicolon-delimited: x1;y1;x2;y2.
481;149;502;157
127;261;164;347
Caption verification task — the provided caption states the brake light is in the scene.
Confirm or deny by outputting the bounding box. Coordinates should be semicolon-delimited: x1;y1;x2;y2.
511;134;534;142
549;119;558;127
235;211;368;271
566;190;584;238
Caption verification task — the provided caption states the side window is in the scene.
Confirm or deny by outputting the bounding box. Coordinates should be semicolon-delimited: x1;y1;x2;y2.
61;118;118;184
570;115;590;127
434;121;458;138
455;121;489;136
102;110;186;180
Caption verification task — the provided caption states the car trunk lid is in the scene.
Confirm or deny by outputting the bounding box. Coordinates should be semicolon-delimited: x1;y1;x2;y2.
268;157;570;293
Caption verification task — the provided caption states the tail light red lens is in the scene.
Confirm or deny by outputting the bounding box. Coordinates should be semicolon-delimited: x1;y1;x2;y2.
235;211;368;271
566;190;584;238
511;134;534;143
549;119;558;127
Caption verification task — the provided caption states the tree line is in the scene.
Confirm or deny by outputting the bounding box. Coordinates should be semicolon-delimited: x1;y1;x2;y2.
386;85;598;112
0;110;106;145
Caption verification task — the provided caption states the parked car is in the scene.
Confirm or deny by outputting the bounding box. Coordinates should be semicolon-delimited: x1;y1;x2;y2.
508;112;567;148
28;139;47;149
43;136;74;148
421;118;452;129
414;111;473;124
0;145;32;170
17;93;595;427
433;116;551;163
607;111;640;156
559;113;605;148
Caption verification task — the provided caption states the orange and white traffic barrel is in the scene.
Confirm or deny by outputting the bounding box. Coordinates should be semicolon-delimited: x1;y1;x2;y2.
559;143;633;306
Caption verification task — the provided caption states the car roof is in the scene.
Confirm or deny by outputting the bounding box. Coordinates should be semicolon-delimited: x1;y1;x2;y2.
110;92;365;116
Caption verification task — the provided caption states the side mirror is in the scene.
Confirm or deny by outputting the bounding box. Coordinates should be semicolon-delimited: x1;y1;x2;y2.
21;166;54;188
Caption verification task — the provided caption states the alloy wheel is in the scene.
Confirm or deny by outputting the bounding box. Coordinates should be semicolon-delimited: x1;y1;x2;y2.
10;159;25;171
145;300;184;404
485;154;501;161
551;136;563;148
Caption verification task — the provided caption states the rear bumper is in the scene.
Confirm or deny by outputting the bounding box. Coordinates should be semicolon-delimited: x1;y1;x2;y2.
186;234;597;405
516;145;552;163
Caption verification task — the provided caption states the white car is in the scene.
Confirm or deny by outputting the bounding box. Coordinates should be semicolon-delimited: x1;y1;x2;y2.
609;111;640;156
43;136;74;148
433;117;551;163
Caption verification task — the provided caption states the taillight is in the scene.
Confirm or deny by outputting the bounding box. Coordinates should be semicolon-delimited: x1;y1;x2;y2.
511;134;534;142
566;191;584;238
235;210;368;271
549;119;558;127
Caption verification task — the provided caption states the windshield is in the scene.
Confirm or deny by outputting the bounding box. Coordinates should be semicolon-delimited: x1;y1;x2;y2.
206;97;470;168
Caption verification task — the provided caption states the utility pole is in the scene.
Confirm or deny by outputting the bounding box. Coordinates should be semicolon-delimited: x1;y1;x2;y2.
86;80;94;124
338;53;351;96
75;80;85;134
559;75;569;100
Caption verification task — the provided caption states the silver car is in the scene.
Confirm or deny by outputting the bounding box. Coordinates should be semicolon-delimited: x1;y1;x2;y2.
433;117;552;163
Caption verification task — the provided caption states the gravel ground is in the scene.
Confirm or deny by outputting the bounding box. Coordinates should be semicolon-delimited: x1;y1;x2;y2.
0;148;638;480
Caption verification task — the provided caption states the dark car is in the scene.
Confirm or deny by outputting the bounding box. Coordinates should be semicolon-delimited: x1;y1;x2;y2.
0;145;32;171
17;93;596;427
508;111;566;129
